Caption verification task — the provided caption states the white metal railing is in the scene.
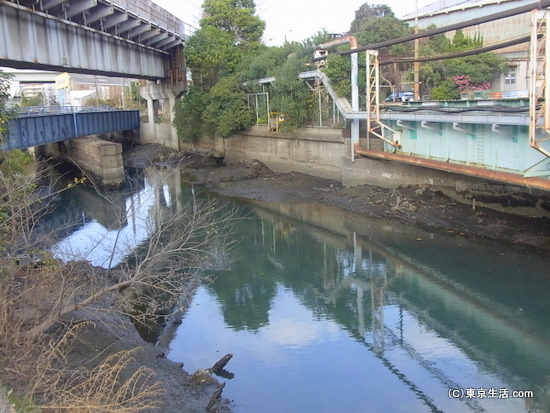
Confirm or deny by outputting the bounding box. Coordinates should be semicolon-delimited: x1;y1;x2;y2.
14;105;116;117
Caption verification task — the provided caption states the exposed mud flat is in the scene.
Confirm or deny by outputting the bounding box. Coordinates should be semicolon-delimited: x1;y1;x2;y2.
180;156;550;253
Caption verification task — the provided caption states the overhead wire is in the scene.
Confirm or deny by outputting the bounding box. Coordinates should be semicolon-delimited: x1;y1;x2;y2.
379;34;536;65
312;0;550;62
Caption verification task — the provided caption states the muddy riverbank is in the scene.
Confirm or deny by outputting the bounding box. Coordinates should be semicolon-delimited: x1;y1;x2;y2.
172;152;550;253
66;296;233;413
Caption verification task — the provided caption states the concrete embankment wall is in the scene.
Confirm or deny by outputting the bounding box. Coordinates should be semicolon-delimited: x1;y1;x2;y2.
184;125;550;215
139;121;180;151
225;127;346;181
187;126;349;180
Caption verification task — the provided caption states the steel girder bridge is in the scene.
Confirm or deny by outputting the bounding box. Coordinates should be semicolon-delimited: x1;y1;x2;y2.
0;0;190;82
3;106;140;150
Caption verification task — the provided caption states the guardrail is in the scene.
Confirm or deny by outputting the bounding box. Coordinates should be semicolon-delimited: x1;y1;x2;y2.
13;106;116;117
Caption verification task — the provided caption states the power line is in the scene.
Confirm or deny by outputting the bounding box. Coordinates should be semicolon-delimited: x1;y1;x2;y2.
379;34;536;65
313;0;550;61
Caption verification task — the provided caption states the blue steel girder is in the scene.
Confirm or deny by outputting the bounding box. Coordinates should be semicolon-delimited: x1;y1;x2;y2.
0;0;187;80
4;110;140;150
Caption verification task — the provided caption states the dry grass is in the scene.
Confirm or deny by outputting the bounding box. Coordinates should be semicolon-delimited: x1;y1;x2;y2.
35;333;165;412
0;159;239;410
0;266;165;412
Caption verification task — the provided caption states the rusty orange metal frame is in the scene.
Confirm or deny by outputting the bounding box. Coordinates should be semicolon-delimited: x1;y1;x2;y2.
355;146;550;191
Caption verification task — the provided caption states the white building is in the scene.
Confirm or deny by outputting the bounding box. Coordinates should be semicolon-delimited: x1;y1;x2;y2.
402;0;541;96
55;73;129;107
2;68;59;105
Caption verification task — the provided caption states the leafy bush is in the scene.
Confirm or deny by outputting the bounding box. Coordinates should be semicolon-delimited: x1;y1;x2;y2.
421;29;506;100
203;77;255;138
430;80;460;100
0;71;14;139
174;88;210;143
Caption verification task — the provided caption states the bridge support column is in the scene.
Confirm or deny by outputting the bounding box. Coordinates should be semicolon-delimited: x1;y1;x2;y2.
41;137;125;189
146;97;161;124
140;80;186;151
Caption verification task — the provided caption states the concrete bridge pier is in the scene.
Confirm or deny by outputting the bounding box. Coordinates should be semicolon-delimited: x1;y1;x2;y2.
140;80;186;151
39;137;125;189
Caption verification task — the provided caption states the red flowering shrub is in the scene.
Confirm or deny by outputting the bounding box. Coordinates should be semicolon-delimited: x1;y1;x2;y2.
453;75;491;92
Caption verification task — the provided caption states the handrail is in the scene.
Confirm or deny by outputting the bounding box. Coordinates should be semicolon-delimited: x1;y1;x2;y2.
12;105;116;117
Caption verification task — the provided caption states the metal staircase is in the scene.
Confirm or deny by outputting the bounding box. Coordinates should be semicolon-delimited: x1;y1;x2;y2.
365;50;401;149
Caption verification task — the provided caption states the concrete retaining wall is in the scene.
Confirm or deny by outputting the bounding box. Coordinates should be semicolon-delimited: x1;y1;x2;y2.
187;125;491;190
139;121;180;151
223;126;346;180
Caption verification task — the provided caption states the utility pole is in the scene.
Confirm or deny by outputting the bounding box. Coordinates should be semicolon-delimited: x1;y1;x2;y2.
94;75;100;106
414;0;420;101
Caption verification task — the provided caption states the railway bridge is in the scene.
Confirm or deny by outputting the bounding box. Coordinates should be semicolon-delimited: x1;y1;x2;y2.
0;0;190;150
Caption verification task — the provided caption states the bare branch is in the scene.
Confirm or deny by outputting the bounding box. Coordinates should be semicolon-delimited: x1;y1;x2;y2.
1;155;241;409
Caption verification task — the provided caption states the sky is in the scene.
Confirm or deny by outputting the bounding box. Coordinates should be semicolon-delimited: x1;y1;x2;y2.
152;0;434;46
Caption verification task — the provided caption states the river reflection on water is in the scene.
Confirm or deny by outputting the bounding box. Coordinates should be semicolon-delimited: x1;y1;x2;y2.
54;168;550;413
167;200;550;413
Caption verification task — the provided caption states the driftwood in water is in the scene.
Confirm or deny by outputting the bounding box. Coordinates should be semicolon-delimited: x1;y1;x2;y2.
205;354;233;411
207;382;226;411
209;353;233;374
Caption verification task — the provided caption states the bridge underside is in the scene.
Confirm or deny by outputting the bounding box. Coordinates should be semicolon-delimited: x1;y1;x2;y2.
0;2;171;80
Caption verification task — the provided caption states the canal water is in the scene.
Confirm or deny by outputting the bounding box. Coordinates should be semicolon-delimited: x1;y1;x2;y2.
54;167;550;413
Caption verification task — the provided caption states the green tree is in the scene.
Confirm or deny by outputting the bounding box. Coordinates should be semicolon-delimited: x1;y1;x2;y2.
0;71;13;139
184;0;265;90
174;0;265;141
421;29;506;99
239;43;286;81
445;53;505;83
347;3;412;98
185;25;240;91
350;3;411;51
173;88;210;143
350;2;394;29
418;31;450;94
266;48;312;130
430;80;460;100
203;76;254;137
324;54;352;97
201;0;265;46
241;31;332;130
